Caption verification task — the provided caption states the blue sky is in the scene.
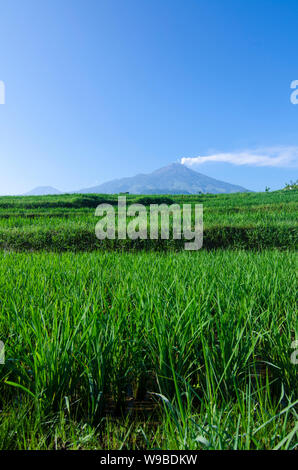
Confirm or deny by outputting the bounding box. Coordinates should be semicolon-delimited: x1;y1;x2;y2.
0;0;298;194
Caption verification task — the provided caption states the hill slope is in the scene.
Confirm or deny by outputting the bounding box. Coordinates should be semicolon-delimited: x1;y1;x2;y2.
76;163;251;194
24;186;62;196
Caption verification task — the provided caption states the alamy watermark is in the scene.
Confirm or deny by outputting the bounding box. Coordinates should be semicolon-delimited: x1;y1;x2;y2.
290;80;298;104
95;197;203;250
0;81;5;104
0;341;4;364
290;340;298;365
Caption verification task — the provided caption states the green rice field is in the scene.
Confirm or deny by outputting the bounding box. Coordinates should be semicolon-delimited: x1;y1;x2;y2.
0;190;297;449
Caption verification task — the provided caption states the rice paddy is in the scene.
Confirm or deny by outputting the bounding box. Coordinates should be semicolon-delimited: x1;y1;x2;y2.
0;190;297;449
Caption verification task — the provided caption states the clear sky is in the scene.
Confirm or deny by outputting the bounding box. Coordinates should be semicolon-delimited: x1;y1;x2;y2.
0;0;298;194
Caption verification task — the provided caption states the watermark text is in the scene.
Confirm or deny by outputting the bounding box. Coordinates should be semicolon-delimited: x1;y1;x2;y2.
0;341;4;364
290;80;298;104
95;197;203;250
0;81;5;104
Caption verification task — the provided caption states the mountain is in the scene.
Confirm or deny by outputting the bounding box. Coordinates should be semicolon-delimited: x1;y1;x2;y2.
24;186;62;196
76;163;251;194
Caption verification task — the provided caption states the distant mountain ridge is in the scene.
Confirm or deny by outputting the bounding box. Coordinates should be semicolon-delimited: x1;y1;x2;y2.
24;163;251;195
24;186;62;196
75;163;251;194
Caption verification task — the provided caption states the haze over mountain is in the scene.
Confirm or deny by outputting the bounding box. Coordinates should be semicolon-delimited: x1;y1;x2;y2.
24;186;62;196
23;163;251;196
75;163;251;194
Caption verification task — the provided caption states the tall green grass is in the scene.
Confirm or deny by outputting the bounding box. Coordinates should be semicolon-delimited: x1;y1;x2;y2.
0;250;297;449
